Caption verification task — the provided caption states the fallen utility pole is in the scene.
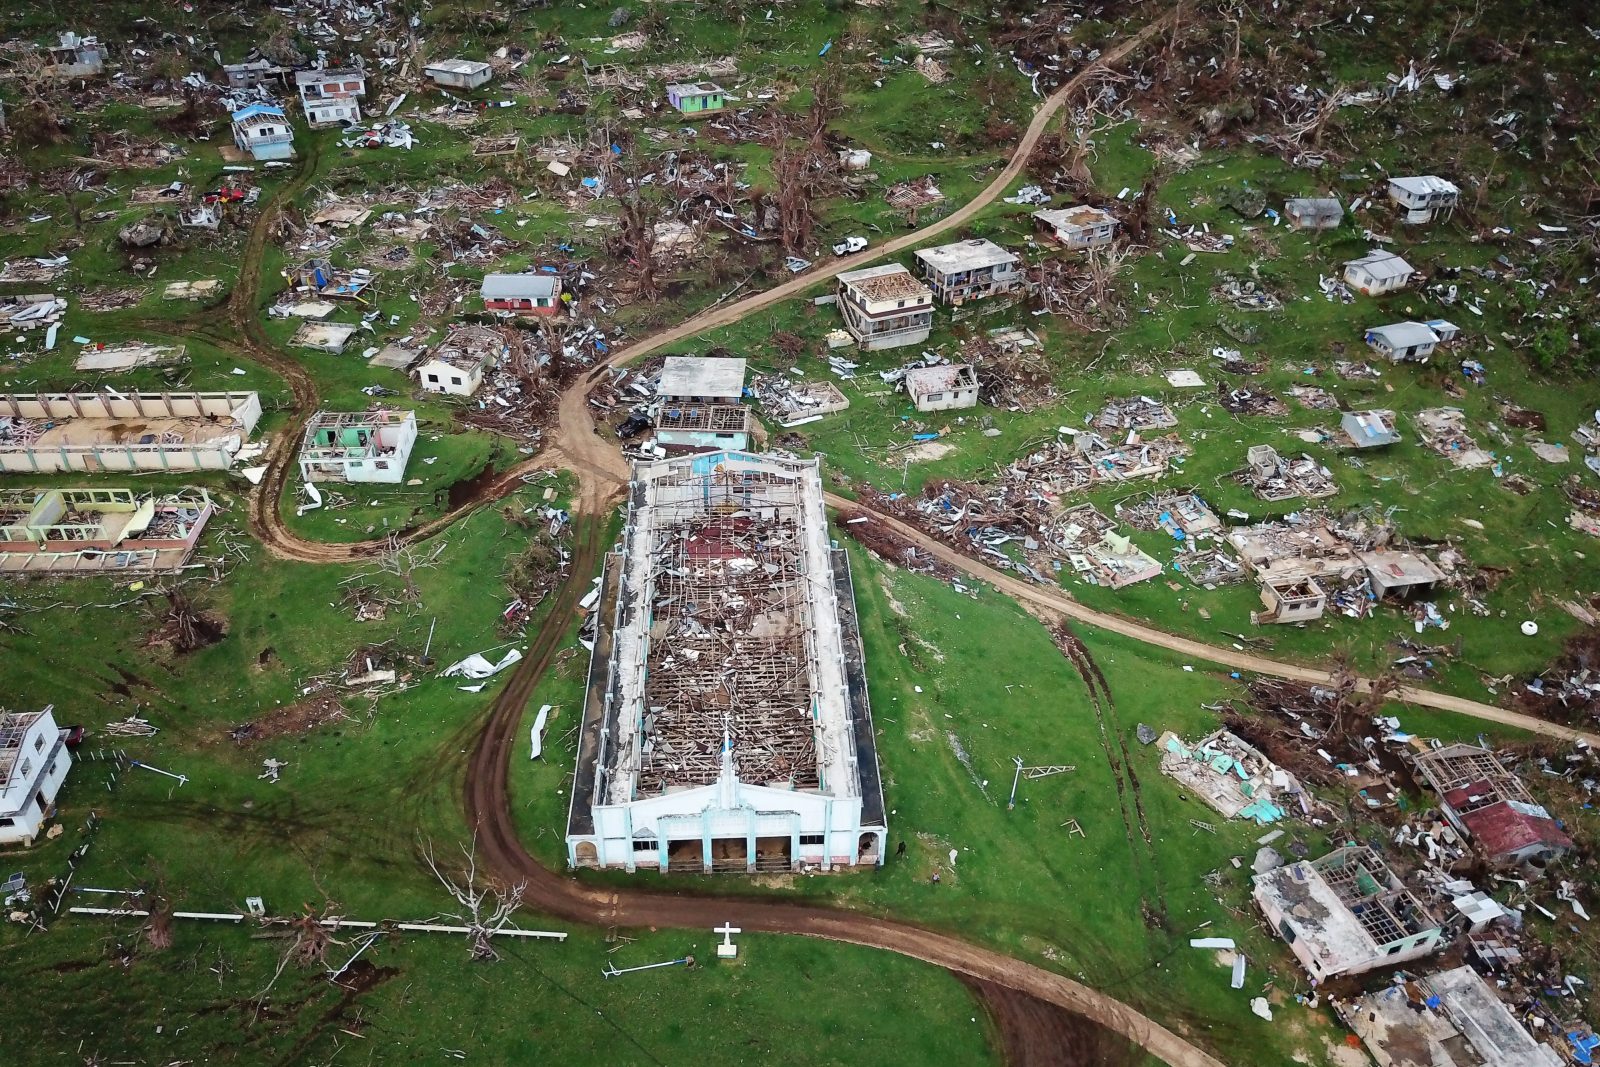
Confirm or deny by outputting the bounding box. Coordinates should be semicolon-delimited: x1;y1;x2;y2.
328;931;384;982
128;760;188;787
602;955;692;978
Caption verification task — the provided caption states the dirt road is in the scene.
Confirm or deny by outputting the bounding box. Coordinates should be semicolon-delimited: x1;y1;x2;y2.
832;497;1600;745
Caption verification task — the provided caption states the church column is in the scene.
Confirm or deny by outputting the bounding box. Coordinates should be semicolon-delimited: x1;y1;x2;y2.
821;799;834;872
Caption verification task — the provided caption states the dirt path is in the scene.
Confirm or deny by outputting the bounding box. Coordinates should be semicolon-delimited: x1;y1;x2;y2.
832;496;1600;745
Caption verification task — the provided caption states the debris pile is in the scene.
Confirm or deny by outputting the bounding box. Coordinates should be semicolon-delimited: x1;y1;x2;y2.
1239;445;1337;500
1158;728;1313;825
1413;407;1494;469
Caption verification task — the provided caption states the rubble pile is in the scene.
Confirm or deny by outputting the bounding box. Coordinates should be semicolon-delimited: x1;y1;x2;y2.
1158;728;1318;825
751;376;850;427
1239;444;1338;501
1414;407;1494;469
1218;383;1289;417
965;327;1055;411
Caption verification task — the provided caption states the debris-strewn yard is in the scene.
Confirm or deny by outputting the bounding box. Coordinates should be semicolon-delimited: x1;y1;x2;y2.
7;0;1600;1065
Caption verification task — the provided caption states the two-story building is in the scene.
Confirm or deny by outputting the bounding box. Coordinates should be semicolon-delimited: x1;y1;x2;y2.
230;103;294;161
0;707;72;847
835;264;933;351
1032;205;1118;250
1388;175;1459;224
295;68;366;126
653;356;751;451
912;239;1022;305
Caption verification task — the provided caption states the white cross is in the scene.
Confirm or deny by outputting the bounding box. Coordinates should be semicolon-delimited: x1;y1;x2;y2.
715;922;741;946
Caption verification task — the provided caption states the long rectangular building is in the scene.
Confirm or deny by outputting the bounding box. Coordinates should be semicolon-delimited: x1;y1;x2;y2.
566;451;886;873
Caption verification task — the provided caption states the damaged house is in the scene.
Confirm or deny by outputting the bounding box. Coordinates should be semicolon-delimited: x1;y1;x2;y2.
1242;445;1338;501
912;239;1022;305
836;265;933;351
0;707;73;848
1340;409;1403;450
424;58;493;90
1032;205;1118;251
415;340;498;398
566;451;887;873
1253;846;1444;980
0;486;214;574
0;391;261;473
285;259;373;301
1158;728;1306;824
1345;250;1416;296
231;103;294;162
1255;576;1327;625
297;410;418;485
1388;175;1460;225
1411;743;1574;868
481;272;561;316
1357;550;1446;600
904;363;979;413
1365;320;1459;362
295;68;367;126
222;58;290;89
43;32;103;79
1284;197;1344;231
653;356;752;452
1340;965;1562;1067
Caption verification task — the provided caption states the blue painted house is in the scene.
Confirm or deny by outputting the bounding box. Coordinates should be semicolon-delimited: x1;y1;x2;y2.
231;103;294;161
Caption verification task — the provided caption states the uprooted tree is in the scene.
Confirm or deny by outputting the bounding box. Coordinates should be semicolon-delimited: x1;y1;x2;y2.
423;837;528;961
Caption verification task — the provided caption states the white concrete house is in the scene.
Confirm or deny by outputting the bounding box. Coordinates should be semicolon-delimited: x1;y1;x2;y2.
415;352;489;397
424;58;493;90
836;264;933;351
414;327;506;398
566;451;887;873
295;68;366;126
1365;320;1450;361
1388;175;1459;224
1253;846;1443;980
913;239;1022;304
0;707;72;847
1032;205;1118;250
297;410;417;484
1344;250;1416;296
904;363;979;412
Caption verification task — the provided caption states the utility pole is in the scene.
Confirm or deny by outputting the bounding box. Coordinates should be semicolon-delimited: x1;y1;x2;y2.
1007;756;1023;810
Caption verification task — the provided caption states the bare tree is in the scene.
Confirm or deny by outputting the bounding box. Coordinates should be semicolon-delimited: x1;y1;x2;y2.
423;837;527;961
362;536;449;601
